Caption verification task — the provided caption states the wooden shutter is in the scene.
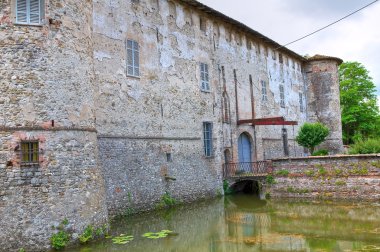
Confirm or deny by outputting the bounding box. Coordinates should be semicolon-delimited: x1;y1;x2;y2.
16;0;28;23
127;40;134;76
127;40;139;77
29;0;41;24
133;41;139;76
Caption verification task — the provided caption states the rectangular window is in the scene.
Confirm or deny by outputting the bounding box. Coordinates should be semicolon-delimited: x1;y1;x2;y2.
280;85;285;108
127;39;140;77
200;63;210;91
203;122;213;157
299;93;304;112
261;80;268;101
20;141;39;165
16;0;43;25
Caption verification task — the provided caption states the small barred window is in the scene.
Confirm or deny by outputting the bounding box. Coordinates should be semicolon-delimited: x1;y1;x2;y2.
20;141;39;165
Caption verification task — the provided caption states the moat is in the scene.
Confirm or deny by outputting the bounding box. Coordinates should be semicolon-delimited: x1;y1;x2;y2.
65;195;380;252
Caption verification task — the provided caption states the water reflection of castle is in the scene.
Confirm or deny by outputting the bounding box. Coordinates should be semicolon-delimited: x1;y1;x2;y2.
209;198;380;252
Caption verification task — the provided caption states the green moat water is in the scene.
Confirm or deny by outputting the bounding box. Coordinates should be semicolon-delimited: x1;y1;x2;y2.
67;195;380;252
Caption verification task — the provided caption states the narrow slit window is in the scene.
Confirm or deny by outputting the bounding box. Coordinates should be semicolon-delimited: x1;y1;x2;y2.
203;122;213;157
16;0;43;25
299;93;304;112
200;63;210;91
280;85;285;108
222;92;230;123
261;80;268;102
200;17;206;32
127;39;140;77
20;141;39;165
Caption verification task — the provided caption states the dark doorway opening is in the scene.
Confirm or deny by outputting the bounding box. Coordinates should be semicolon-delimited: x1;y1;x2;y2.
231;180;260;195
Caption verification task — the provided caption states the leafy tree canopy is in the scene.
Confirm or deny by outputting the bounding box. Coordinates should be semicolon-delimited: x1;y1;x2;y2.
339;61;380;144
296;122;329;154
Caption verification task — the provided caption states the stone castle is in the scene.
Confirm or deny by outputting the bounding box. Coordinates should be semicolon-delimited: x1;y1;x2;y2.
0;0;343;250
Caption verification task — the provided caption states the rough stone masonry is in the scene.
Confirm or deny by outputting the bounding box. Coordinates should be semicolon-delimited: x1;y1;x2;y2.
0;0;343;250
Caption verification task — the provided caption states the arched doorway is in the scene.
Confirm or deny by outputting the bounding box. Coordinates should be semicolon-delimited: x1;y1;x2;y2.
238;133;252;163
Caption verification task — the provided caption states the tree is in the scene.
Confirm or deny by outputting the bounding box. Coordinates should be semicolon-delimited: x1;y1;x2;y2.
296;122;329;154
339;62;380;144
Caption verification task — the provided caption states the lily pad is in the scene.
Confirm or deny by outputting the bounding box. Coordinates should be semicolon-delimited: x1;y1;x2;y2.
142;230;174;239
112;234;134;245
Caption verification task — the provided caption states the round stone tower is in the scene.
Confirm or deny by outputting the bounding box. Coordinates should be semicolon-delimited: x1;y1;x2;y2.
0;0;108;250
304;55;344;154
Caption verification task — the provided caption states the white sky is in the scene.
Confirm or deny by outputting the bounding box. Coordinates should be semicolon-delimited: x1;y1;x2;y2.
198;0;380;105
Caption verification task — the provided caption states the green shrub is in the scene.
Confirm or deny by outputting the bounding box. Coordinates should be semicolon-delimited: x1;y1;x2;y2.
51;231;70;250
79;225;94;244
296;122;330;154
266;175;275;184
275;169;290;177
333;168;343;176
51;219;70;250
318;167;327;176
223;180;234;195
335;180;346;186
349;138;380;154
312;149;329;156
287;187;309;194
157;192;176;209
351;167;369;175
304;170;315;177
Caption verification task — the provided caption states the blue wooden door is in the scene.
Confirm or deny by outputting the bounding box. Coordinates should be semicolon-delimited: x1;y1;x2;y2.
238;133;252;163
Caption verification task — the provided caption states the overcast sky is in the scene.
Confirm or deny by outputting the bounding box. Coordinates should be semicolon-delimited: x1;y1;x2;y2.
198;0;380;105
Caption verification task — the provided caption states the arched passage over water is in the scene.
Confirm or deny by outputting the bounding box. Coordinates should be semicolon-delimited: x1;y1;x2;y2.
230;180;260;195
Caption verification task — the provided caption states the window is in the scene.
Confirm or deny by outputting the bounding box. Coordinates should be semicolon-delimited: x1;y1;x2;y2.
299;93;304;112
127;39;140;77
261;80;268;101
279;85;285;108
166;153;172;162
203;122;213;157
16;0;43;25
200;63;210;91
20;141;39;165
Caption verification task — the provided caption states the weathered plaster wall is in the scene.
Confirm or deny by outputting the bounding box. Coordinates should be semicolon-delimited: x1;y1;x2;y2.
268;155;380;200
0;0;108;251
93;0;223;216
305;59;344;154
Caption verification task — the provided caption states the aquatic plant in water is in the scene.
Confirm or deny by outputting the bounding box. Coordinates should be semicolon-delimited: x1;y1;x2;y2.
112;234;134;244
142;230;173;239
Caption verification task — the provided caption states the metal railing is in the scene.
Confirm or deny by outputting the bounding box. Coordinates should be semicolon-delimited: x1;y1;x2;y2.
223;161;273;178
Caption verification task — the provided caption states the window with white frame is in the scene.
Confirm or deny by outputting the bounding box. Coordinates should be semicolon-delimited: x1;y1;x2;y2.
261;80;268;102
279;85;285;108
127;39;140;77
299;92;304;112
16;0;44;25
203;122;213;157
200;63;210;91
